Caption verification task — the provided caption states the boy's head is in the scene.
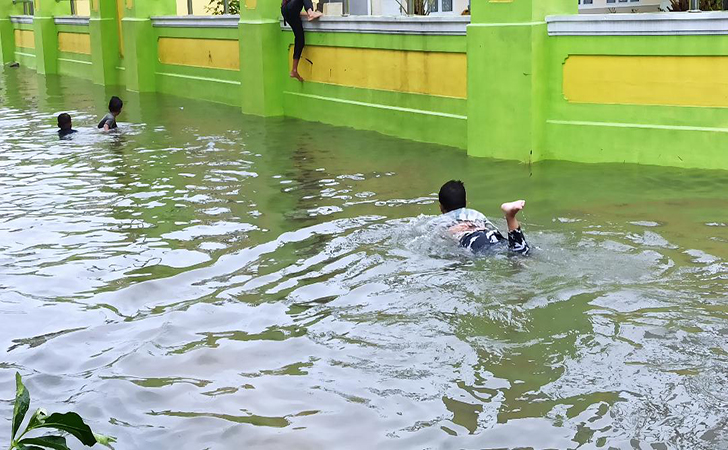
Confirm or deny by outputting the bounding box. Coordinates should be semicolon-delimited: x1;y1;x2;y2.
439;180;466;213
109;96;123;116
57;113;72;130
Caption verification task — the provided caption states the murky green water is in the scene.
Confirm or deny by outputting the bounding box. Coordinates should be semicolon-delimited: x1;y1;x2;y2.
1;68;727;449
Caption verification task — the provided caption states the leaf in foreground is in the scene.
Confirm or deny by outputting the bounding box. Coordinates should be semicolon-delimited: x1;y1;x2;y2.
94;433;117;448
12;372;30;440
33;412;96;446
18;435;69;450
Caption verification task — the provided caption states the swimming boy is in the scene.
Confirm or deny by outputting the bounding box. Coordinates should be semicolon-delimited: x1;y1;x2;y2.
57;113;77;138
98;96;123;131
438;180;530;255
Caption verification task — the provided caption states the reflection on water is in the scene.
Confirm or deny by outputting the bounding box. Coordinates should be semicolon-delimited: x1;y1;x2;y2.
1;69;727;450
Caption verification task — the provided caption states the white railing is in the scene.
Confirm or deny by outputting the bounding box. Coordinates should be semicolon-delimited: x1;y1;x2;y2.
9;15;33;24
548;11;728;35
151;15;240;28
55;16;91;26
281;14;469;34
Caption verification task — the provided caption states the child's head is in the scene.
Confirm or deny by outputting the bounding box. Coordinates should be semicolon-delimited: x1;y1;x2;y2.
439;180;466;213
57;113;72;130
109;96;123;116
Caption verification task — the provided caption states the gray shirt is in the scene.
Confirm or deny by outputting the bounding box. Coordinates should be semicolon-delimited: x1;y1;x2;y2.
439;208;498;241
97;113;117;129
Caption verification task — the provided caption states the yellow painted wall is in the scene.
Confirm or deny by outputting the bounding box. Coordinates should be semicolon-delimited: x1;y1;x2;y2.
58;32;92;54
176;0;214;15
117;0;124;56
564;55;728;108
158;38;240;70
76;0;91;16
14;30;35;49
293;46;467;99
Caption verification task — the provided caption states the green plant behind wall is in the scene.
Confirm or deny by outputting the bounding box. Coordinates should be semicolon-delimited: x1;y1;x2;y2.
393;0;438;15
8;373;115;450
207;0;240;15
663;0;726;10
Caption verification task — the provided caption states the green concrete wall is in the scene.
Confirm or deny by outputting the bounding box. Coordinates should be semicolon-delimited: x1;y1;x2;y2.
56;24;92;80
12;21;35;69
279;31;467;149
542;35;728;170
90;0;122;86
1;0;727;171
154;26;242;107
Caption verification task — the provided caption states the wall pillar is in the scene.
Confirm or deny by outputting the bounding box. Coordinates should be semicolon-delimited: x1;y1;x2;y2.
239;0;284;116
466;0;575;162
90;0;121;85
0;1;21;65
33;0;67;75
121;0;175;92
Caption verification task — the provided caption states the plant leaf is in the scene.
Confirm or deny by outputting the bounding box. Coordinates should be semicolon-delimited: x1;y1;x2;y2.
34;412;97;446
93;433;117;449
16;445;45;450
27;408;47;430
12;372;30;440
18;435;69;450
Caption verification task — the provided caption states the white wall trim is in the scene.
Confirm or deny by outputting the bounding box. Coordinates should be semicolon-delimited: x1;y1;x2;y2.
281;15;470;36
54;16;91;26
151;15;240;28
547;12;728;36
10;15;33;25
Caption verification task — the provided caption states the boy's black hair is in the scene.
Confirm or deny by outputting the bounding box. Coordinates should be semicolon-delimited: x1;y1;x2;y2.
109;96;123;113
57;113;72;129
439;180;467;212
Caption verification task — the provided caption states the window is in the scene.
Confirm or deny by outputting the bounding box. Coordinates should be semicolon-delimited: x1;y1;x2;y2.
427;0;462;14
179;0;231;15
14;0;35;15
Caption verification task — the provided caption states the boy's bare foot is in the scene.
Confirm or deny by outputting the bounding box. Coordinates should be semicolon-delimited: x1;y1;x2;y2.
501;200;526;218
290;70;304;82
308;10;323;21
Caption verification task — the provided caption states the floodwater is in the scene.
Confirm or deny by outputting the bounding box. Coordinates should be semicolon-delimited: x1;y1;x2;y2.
0;68;727;450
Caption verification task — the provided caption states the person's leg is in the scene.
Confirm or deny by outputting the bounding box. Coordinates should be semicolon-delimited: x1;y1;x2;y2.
289;13;305;81
285;0;321;82
501;200;530;255
460;229;503;253
501;200;525;232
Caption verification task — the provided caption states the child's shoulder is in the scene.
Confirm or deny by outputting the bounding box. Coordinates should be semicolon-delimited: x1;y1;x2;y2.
447;208;487;222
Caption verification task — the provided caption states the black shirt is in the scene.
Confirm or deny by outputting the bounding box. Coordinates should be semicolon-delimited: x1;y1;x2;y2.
58;128;77;138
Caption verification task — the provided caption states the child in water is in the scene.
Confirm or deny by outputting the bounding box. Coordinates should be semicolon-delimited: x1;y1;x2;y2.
98;96;123;131
438;180;530;255
57;113;77;138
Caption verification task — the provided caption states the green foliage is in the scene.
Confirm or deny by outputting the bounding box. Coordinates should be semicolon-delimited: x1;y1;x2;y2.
12;374;29;442
664;0;726;10
206;0;240;15
394;0;437;15
9;373;115;450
